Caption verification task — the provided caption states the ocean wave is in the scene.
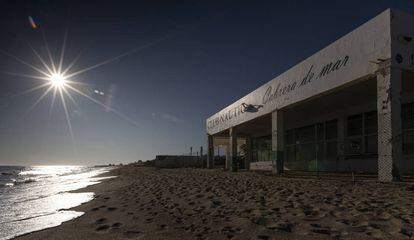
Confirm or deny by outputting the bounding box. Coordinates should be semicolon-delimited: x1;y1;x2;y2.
0;211;61;224
0;166;110;240
13;194;50;204
0;184;13;189
14;178;37;185
1;172;13;176
0;177;38;189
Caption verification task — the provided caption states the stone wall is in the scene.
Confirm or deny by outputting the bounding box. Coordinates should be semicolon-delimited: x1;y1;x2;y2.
155;155;206;168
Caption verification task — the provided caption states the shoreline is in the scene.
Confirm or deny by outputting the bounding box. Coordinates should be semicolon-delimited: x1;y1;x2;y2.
11;166;122;240
14;166;414;240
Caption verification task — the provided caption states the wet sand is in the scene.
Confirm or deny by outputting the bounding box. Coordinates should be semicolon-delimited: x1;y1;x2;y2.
15;166;414;239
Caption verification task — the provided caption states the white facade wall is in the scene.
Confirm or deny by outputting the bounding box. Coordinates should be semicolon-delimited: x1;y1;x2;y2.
207;9;392;135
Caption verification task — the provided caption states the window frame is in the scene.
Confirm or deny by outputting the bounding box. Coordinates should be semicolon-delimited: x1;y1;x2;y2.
284;119;338;171
402;102;414;156
345;111;378;157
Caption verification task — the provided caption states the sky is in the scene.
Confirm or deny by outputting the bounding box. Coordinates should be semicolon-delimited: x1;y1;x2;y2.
0;0;414;166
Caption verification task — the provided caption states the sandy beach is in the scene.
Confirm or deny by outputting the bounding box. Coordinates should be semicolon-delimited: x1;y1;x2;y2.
15;166;414;240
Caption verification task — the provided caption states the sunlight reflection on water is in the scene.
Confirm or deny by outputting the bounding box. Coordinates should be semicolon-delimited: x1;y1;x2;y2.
0;165;115;240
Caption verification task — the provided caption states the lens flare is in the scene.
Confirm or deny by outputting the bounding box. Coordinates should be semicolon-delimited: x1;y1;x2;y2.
49;73;66;88
0;23;181;152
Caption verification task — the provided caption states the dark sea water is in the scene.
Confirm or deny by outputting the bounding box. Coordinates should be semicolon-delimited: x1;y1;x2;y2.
0;165;115;240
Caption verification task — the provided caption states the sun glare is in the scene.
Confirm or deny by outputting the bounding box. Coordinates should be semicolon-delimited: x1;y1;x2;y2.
2;25;142;152
49;73;66;88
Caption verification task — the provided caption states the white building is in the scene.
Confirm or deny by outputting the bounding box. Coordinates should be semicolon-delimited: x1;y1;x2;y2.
205;9;414;182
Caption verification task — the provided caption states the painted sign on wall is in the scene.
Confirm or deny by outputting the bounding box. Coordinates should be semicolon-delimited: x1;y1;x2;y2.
207;56;350;130
207;9;393;135
262;56;349;105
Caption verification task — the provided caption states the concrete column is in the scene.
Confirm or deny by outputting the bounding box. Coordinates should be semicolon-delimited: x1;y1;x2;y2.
229;127;238;172
376;61;403;182
225;143;231;170
272;110;284;175
245;137;252;170
207;134;214;169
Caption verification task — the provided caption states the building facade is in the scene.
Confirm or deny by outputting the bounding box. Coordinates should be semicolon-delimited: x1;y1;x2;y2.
205;9;414;182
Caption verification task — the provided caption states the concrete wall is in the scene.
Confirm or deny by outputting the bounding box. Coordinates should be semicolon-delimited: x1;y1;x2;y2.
155;155;205;168
250;161;273;171
207;9;392;135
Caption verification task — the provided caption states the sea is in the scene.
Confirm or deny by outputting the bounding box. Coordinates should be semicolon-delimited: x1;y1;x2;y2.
0;165;115;240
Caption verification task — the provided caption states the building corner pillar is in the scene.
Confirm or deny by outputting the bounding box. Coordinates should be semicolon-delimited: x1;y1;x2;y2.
272;110;284;175
207;134;214;169
229;127;238;172
245;137;252;171
376;60;403;182
225;141;230;170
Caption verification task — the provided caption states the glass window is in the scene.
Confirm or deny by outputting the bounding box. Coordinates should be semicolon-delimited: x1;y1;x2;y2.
295;125;315;143
326;141;338;161
316;123;324;141
295;143;316;171
252;137;272;162
284;119;339;171
365;135;378;154
402;103;414;156
252;152;258;162
403;130;414;155
285;145;295;162
257;150;264;161
364;111;377;134
402;102;414;130
326;120;338;140
316;142;325;160
346;137;362;154
345;111;378;156
295;143;316;161
316;142;324;171
285;130;294;145
347;114;363;136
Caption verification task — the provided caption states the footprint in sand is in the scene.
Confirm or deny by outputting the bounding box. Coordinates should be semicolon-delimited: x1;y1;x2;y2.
111;222;123;228
95;218;107;224
159;224;166;229
95;225;110;231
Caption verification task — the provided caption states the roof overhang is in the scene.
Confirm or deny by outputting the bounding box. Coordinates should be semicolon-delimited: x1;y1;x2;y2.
206;9;414;135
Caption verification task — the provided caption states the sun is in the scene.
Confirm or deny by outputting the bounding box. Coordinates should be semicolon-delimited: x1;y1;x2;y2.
49;73;66;88
2;27;141;151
